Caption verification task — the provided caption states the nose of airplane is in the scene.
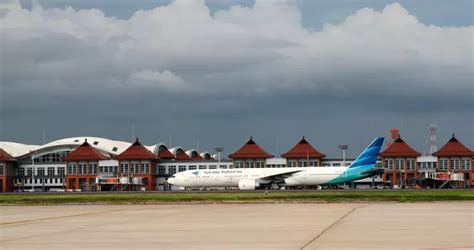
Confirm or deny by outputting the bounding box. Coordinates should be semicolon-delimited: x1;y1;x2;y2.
167;177;176;185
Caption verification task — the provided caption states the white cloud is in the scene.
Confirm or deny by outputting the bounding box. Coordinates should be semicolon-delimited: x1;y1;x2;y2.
1;0;472;97
127;69;187;91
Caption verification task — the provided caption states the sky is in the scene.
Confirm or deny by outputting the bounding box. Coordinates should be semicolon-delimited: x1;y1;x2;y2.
0;0;473;158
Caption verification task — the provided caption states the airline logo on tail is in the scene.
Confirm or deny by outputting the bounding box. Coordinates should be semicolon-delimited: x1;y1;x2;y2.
327;137;384;185
348;137;385;169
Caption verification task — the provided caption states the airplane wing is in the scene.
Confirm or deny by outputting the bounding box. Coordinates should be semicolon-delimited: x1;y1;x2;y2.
258;170;303;184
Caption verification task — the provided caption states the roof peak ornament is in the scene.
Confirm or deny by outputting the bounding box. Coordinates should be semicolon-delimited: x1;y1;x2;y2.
132;138;142;146
247;136;256;145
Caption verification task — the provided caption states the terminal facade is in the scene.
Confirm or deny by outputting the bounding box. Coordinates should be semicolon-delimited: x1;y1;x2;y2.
0;132;472;192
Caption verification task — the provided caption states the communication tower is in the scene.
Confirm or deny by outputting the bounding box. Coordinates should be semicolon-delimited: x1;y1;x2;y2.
429;124;437;154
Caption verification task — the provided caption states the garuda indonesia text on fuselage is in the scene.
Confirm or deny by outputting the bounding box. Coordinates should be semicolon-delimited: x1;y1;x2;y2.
167;137;385;190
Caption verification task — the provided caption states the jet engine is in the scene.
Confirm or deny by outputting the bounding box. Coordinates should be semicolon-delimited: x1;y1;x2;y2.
238;179;259;190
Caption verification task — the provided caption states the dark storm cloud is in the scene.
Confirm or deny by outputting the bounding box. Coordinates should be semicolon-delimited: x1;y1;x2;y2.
1;0;473;156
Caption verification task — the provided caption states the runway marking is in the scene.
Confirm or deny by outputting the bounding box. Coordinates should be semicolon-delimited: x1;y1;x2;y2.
0;209;125;226
0;209;191;243
300;205;363;249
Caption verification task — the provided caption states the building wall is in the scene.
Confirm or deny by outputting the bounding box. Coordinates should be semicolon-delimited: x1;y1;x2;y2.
0;161;16;192
65;160;99;191
436;156;472;188
232;158;266;168
285;158;322;168
14;164;66;191
117;160;155;191
381;157;417;188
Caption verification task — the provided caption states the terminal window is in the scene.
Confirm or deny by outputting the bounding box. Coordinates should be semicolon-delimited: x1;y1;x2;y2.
90;163;98;174
439;159;448;170
462;159;470;170
47;167;55;176
79;163;87;175
384;159;393;170
131;163;139;174
396;159;404;170
68;163;77;175
407;159;415;170
57;167;65;175
120;163;128;173
141;163;150;173
169;166;177;174
37;168;45;176
158;166;166;175
450;159;459;170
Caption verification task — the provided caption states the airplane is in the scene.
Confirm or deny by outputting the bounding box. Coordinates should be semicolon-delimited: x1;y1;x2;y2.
167;137;384;190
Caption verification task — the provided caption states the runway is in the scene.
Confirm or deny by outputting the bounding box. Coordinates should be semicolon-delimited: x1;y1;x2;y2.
1;202;473;249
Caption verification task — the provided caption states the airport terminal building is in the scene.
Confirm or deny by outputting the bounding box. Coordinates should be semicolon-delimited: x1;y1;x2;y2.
0;132;472;192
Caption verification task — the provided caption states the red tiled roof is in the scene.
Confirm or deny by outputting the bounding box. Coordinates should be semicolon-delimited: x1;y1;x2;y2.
64;140;109;161
380;137;421;157
176;151;192;161
229;137;273;159
158;149;175;159
0;148;16;162
433;135;473;157
281;137;326;158
116;139;156;161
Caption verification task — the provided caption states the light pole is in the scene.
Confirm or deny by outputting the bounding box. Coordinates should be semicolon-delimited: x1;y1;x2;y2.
30;150;35;192
338;145;348;188
214;147;224;167
338;145;348;167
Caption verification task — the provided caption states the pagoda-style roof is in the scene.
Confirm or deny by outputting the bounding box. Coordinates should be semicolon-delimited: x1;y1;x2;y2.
433;135;473;157
281;137;326;159
158;149;175;159
229;137;273;159
380;137;421;157
64;140;109;161
176;151;193;161
116;139;156;161
0;148;17;162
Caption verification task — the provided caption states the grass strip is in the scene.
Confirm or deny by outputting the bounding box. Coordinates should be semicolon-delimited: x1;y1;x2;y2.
0;190;473;205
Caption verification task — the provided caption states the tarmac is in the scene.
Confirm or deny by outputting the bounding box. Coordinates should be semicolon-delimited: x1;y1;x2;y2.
1;202;473;250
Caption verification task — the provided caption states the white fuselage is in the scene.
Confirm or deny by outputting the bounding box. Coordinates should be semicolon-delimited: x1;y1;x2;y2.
167;167;350;188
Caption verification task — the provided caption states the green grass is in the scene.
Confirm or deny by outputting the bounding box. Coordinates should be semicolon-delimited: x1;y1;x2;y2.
0;190;473;205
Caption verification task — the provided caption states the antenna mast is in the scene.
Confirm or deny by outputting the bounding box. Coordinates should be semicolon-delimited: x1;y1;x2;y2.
429;124;437;154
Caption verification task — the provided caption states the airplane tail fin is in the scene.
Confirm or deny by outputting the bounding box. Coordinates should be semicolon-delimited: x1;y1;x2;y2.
348;137;384;168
